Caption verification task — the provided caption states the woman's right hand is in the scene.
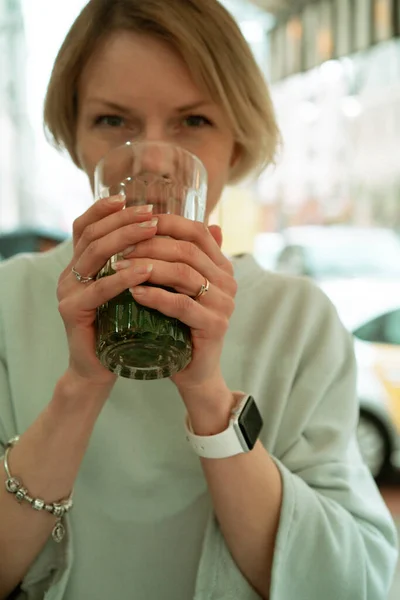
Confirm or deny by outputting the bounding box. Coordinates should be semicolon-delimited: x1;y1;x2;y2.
57;195;158;387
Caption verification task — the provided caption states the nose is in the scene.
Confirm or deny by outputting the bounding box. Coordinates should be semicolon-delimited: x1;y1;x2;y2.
123;117;172;177
140;120;169;147
133;143;172;178
128;142;177;212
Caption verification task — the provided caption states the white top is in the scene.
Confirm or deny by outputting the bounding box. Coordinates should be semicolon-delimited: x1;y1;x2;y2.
0;241;398;600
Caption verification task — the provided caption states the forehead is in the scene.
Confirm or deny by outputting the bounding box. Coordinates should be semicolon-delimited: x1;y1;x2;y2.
78;31;207;105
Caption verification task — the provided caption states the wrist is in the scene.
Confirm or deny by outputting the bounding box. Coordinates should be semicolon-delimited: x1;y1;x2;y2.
181;378;236;437
49;369;114;420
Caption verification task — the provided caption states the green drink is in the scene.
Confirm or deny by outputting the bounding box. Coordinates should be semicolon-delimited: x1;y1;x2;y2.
96;279;192;380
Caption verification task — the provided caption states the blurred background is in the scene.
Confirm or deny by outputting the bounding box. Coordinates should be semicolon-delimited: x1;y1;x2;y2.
0;0;399;592
1;0;399;254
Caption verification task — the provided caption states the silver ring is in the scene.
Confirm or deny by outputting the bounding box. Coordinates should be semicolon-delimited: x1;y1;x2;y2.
194;278;210;301
72;267;95;284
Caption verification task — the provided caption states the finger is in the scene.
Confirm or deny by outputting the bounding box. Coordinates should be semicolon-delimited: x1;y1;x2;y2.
59;265;154;314
113;259;235;315
208;225;223;249
114;258;202;294
72;195;126;246
130;285;229;337
73;218;159;280
122;237;237;296
73;204;154;260
154;215;233;273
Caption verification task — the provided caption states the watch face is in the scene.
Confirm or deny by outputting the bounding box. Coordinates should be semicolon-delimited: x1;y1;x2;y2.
238;396;264;450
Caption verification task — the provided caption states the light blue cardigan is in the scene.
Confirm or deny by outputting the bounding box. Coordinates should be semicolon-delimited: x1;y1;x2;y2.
0;242;398;599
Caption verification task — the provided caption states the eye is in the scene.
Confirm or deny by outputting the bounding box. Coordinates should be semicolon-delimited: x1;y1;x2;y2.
182;115;213;128
94;115;125;128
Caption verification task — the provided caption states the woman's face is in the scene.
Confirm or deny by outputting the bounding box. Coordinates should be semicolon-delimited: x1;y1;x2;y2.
76;32;239;217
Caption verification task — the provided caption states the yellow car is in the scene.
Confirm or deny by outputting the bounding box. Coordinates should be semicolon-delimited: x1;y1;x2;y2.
320;279;400;480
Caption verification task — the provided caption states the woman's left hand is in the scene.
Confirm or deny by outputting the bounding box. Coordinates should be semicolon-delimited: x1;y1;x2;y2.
115;214;237;396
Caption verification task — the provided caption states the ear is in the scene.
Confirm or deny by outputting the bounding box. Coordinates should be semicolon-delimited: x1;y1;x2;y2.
230;143;241;169
208;224;223;249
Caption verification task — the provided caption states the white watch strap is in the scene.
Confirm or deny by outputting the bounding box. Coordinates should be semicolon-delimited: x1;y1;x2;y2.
185;394;249;459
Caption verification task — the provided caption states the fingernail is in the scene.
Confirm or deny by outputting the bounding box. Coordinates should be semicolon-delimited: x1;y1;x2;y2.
134;205;153;214
109;194;126;203
139;218;159;228
134;264;153;274
130;286;147;296
113;260;131;271
122;245;136;257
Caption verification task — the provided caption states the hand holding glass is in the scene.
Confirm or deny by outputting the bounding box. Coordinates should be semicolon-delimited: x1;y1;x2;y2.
94;141;208;381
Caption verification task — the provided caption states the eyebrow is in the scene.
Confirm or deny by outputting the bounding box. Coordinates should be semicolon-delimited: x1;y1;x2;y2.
86;99;213;113
175;101;213;113
86;99;132;114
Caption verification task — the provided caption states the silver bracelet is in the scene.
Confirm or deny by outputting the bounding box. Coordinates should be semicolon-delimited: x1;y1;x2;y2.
3;436;73;543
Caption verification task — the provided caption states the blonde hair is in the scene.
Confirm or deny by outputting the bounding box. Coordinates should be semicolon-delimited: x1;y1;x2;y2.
44;0;280;183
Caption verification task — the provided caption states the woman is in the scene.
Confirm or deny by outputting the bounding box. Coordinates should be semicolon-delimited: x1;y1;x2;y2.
0;1;397;599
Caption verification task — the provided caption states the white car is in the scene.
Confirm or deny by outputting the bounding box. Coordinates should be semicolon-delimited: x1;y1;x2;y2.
272;226;400;280
320;278;400;479
253;232;285;272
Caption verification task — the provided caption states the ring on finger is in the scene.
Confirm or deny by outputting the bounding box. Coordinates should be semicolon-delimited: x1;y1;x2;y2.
71;267;96;284
194;277;210;302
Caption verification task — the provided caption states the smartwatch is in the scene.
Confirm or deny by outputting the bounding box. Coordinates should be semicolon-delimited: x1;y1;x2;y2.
185;394;264;459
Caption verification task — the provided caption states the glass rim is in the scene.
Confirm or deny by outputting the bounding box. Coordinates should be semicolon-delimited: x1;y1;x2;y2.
95;140;208;184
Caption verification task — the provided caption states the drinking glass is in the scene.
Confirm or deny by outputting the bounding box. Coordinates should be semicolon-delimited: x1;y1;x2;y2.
94;141;208;380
